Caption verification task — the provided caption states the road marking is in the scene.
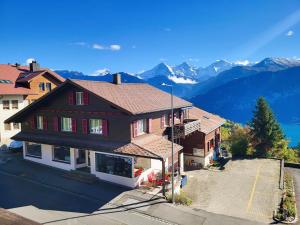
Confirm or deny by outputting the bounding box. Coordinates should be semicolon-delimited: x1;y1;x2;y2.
246;164;262;213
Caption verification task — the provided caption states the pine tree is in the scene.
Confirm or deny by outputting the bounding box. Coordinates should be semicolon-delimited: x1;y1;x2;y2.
249;96;284;156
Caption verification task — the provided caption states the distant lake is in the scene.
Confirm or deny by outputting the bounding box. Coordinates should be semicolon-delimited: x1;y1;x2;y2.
281;123;300;147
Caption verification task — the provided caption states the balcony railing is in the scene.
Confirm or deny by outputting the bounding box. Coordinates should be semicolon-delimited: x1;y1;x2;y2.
171;119;201;139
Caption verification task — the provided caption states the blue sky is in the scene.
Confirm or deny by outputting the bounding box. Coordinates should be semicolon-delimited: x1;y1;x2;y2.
1;0;300;74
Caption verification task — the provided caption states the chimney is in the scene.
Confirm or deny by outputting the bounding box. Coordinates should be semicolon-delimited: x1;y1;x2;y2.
113;73;121;85
29;61;40;72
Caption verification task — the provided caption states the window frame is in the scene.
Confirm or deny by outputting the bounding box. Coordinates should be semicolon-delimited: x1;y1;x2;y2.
52;146;71;164
89;119;103;135
25;142;42;158
36;115;44;130
46;82;52;91
164;114;170;127
13;122;20;130
39;82;45;92
76;92;84;105
136;119;147;136
4;123;11;131
2;100;9;110
61;117;72;132
11;100;18;109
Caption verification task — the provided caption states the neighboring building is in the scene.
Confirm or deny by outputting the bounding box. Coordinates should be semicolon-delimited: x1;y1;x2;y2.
6;74;225;189
0;62;64;146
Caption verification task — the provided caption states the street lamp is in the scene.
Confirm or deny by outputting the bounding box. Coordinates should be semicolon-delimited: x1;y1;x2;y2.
161;83;174;204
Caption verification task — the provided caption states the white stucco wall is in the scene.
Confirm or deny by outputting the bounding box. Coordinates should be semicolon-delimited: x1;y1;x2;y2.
23;142;76;171
0;95;29;146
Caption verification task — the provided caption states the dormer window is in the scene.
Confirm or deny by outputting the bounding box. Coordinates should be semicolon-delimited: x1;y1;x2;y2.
76;92;84;105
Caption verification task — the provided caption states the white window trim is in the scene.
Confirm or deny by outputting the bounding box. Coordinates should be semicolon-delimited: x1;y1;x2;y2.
136;119;147;136
76;92;84;105
89;119;103;135
61;117;72;132
36;115;43;130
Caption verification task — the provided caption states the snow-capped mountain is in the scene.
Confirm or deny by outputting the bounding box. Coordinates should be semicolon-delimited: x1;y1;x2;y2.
196;60;233;81
253;57;300;71
139;63;174;80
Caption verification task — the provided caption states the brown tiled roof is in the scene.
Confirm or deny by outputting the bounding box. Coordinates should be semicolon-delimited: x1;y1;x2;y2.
71;79;192;115
132;134;183;159
189;107;226;134
114;143;161;159
0;64;64;95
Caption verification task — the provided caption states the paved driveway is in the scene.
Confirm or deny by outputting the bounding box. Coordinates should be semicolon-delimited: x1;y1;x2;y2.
0;151;266;225
183;159;281;224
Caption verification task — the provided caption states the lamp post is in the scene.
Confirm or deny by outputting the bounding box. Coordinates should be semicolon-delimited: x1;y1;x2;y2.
161;83;174;204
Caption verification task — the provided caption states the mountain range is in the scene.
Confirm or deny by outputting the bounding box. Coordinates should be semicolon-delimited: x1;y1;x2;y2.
55;57;300;124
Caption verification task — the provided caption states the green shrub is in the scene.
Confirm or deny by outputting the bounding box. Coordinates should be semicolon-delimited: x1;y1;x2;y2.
166;191;192;206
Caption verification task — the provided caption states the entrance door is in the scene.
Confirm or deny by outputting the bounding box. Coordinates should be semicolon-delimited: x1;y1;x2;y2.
77;149;86;164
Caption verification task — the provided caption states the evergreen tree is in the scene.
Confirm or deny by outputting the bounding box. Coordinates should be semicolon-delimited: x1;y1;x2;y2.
249;96;284;156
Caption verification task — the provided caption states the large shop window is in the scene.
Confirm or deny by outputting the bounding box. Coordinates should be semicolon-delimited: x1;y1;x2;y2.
89;119;102;134
53;146;71;163
26;142;42;158
61;117;72;132
95;153;133;178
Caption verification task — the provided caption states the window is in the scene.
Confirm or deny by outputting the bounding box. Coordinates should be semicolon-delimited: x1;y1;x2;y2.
89;119;102;134
12;100;18;109
46;83;52;91
76;92;84;105
164;114;170;126
61;117;72;132
25;142;42;158
39;82;45;91
36;116;43;130
4;123;11;130
2;100;9;110
52;146;70;163
137;119;147;135
13;123;20;129
95;152;133;178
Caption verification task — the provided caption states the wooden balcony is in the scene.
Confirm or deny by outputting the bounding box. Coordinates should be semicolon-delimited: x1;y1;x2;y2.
171;119;201;139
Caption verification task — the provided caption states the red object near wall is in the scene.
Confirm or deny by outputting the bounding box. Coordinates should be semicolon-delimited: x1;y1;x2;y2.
68;91;74;105
102;119;108;136
53;117;59;131
72;118;77;132
82;119;88;134
83;92;89;105
43;117;48;131
147;118;152;133
30;116;35;129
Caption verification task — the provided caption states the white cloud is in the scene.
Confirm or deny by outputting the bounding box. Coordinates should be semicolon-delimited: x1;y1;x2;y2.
234;60;250;66
159;58;167;62
110;44;121;51
72;42;87;46
26;58;35;65
286;30;294;36
91;68;110;76
168;75;198;84
92;43;121;51
188;58;200;62
164;28;171;32
92;44;105;50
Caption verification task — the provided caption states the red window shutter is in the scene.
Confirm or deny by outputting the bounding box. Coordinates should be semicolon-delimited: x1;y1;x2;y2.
30;116;35;129
53;117;59;131
161;115;165;128
83;91;89;105
102;119;108;136
72;118;77;132
133;121;138;137
82;119;88;134
68;91;74;105
43;117;48;131
147;118;152;133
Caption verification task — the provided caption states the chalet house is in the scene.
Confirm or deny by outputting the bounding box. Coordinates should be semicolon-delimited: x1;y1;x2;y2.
6;74;225;189
0;61;64;145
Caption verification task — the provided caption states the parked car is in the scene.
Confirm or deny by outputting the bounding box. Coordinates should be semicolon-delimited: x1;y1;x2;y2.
8;141;23;152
